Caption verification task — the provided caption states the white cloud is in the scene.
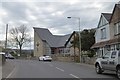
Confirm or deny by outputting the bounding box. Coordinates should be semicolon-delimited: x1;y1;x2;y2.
0;9;7;16
93;2;102;8
2;0;120;3
51;13;56;16
45;7;55;12
67;0;80;5
25;9;37;20
56;11;64;15
49;28;60;35
51;11;64;16
19;20;29;24
29;15;37;20
0;1;119;49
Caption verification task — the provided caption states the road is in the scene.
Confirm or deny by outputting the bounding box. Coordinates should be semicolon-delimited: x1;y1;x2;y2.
3;59;118;80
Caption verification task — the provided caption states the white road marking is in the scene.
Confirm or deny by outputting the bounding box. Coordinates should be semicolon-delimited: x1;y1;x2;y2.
6;66;17;78
56;67;64;72
69;74;79;78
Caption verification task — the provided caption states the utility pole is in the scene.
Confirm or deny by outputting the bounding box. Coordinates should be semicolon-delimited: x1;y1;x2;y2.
5;24;8;54
78;18;82;63
73;31;76;62
67;17;81;63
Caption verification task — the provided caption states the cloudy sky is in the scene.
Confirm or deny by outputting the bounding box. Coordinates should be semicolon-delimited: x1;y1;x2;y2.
0;0;120;49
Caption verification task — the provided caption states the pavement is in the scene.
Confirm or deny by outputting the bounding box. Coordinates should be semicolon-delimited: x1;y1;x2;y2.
0;66;2;80
0;57;2;80
2;59;15;78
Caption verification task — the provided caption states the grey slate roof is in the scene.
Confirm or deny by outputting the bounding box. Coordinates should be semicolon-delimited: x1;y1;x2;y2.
34;27;71;47
102;13;112;22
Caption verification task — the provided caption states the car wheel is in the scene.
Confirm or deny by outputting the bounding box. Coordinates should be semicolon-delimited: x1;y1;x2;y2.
38;58;40;61
95;64;102;74
43;58;45;61
116;67;120;79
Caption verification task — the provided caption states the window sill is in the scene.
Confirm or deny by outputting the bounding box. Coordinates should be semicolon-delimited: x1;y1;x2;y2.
101;38;107;39
114;33;120;36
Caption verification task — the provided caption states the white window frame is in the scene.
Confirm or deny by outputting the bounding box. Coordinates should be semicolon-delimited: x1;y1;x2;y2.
101;28;106;39
114;22;120;35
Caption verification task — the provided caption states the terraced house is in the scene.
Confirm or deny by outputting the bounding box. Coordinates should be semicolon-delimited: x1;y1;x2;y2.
92;4;120;57
33;27;78;57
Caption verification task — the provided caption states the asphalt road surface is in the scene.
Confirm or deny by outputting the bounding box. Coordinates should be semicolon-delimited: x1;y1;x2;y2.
3;59;118;80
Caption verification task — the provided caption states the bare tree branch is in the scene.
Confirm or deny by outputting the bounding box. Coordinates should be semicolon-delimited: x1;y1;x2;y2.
9;25;31;55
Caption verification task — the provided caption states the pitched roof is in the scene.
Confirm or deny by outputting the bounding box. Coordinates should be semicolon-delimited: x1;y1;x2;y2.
97;13;112;28
116;4;120;9
109;4;120;23
102;13;112;22
33;27;71;47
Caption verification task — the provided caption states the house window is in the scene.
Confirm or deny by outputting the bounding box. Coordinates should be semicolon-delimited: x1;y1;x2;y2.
101;28;106;39
51;49;55;54
116;44;120;50
114;22;120;35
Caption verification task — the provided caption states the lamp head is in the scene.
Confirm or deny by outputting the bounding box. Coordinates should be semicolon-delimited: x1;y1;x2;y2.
67;17;71;19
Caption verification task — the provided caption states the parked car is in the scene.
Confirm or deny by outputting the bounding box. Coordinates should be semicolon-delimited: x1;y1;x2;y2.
5;53;15;59
95;50;120;79
39;55;52;61
0;52;5;55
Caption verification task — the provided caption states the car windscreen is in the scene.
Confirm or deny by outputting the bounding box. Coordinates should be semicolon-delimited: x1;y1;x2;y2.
45;56;50;58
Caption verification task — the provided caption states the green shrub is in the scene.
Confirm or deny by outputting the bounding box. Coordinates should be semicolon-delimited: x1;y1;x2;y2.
87;51;95;58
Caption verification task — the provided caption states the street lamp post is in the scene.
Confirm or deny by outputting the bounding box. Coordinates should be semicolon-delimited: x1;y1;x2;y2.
67;17;82;63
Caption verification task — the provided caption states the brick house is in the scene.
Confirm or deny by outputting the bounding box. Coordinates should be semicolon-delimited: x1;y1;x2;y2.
91;4;120;57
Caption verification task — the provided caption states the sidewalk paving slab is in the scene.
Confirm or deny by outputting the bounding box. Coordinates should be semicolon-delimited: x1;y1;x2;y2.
2;59;15;78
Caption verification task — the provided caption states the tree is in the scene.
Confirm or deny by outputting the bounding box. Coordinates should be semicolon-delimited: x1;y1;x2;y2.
70;33;79;48
71;28;96;57
81;29;95;51
9;25;31;55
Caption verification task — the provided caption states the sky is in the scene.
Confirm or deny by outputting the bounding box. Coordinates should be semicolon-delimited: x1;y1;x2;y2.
0;0;120;49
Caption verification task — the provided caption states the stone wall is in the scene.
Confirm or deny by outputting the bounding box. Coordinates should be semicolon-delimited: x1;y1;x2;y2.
82;56;96;65
34;32;44;57
0;54;6;66
52;54;96;64
52;54;79;62
56;57;74;62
